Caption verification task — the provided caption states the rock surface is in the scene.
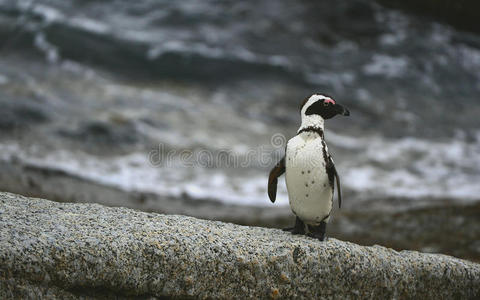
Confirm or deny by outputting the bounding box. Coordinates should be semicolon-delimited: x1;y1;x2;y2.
1;192;479;299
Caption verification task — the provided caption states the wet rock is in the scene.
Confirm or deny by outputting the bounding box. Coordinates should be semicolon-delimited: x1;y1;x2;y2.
0;97;50;131
1;192;479;299
329;200;480;263
57;120;140;147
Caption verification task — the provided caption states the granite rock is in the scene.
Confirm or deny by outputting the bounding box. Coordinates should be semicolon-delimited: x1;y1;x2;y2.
0;192;479;299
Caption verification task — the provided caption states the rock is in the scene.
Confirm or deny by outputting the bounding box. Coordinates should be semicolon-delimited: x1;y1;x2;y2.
56;120;142;150
0;192;479;299
0;96;50;131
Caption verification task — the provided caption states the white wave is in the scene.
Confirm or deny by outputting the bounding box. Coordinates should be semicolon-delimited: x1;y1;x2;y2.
30;3;63;23
69;17;110;35
305;71;355;92
332;133;480;202
34;32;59;63
147;39;293;71
3;130;480;209
362;54;409;78
0;142;288;207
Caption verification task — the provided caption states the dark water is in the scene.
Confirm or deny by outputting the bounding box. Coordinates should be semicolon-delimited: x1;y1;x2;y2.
1;0;480;207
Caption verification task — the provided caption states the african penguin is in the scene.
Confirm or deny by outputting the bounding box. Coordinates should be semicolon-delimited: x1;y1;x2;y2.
268;94;350;241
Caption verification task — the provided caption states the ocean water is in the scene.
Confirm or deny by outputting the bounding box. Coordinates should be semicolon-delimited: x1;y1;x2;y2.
1;0;479;208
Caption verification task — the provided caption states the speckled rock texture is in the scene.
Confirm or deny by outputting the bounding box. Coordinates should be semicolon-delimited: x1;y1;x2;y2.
1;192;479;299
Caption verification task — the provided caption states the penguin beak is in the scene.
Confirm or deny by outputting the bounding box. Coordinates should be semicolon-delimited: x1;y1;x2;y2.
334;103;350;116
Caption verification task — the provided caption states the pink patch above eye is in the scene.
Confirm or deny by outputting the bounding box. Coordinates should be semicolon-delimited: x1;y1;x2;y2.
324;98;335;105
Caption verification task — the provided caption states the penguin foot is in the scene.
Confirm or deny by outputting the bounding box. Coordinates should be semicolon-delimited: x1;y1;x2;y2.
283;227;304;234
307;232;326;241
307;221;327;241
283;217;305;235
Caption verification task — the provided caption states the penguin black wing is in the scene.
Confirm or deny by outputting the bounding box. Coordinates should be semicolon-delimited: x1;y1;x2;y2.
326;156;342;208
268;156;285;203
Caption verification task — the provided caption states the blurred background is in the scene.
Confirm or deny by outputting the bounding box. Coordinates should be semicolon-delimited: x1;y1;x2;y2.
0;0;479;261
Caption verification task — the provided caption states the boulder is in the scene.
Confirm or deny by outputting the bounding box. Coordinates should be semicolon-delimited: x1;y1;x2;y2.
1;192;479;299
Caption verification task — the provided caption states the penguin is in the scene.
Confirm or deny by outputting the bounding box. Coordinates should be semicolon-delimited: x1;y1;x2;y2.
268;94;350;241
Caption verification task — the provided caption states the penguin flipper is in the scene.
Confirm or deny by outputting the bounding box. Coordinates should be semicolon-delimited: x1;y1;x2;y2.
268;156;285;203
327;156;342;209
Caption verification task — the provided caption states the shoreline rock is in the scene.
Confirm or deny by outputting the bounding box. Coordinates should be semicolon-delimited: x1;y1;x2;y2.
1;192;479;299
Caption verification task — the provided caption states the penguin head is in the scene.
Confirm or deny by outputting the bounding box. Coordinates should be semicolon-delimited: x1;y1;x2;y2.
300;94;350;120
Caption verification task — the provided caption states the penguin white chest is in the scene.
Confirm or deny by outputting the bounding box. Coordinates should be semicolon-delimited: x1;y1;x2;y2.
285;134;333;225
